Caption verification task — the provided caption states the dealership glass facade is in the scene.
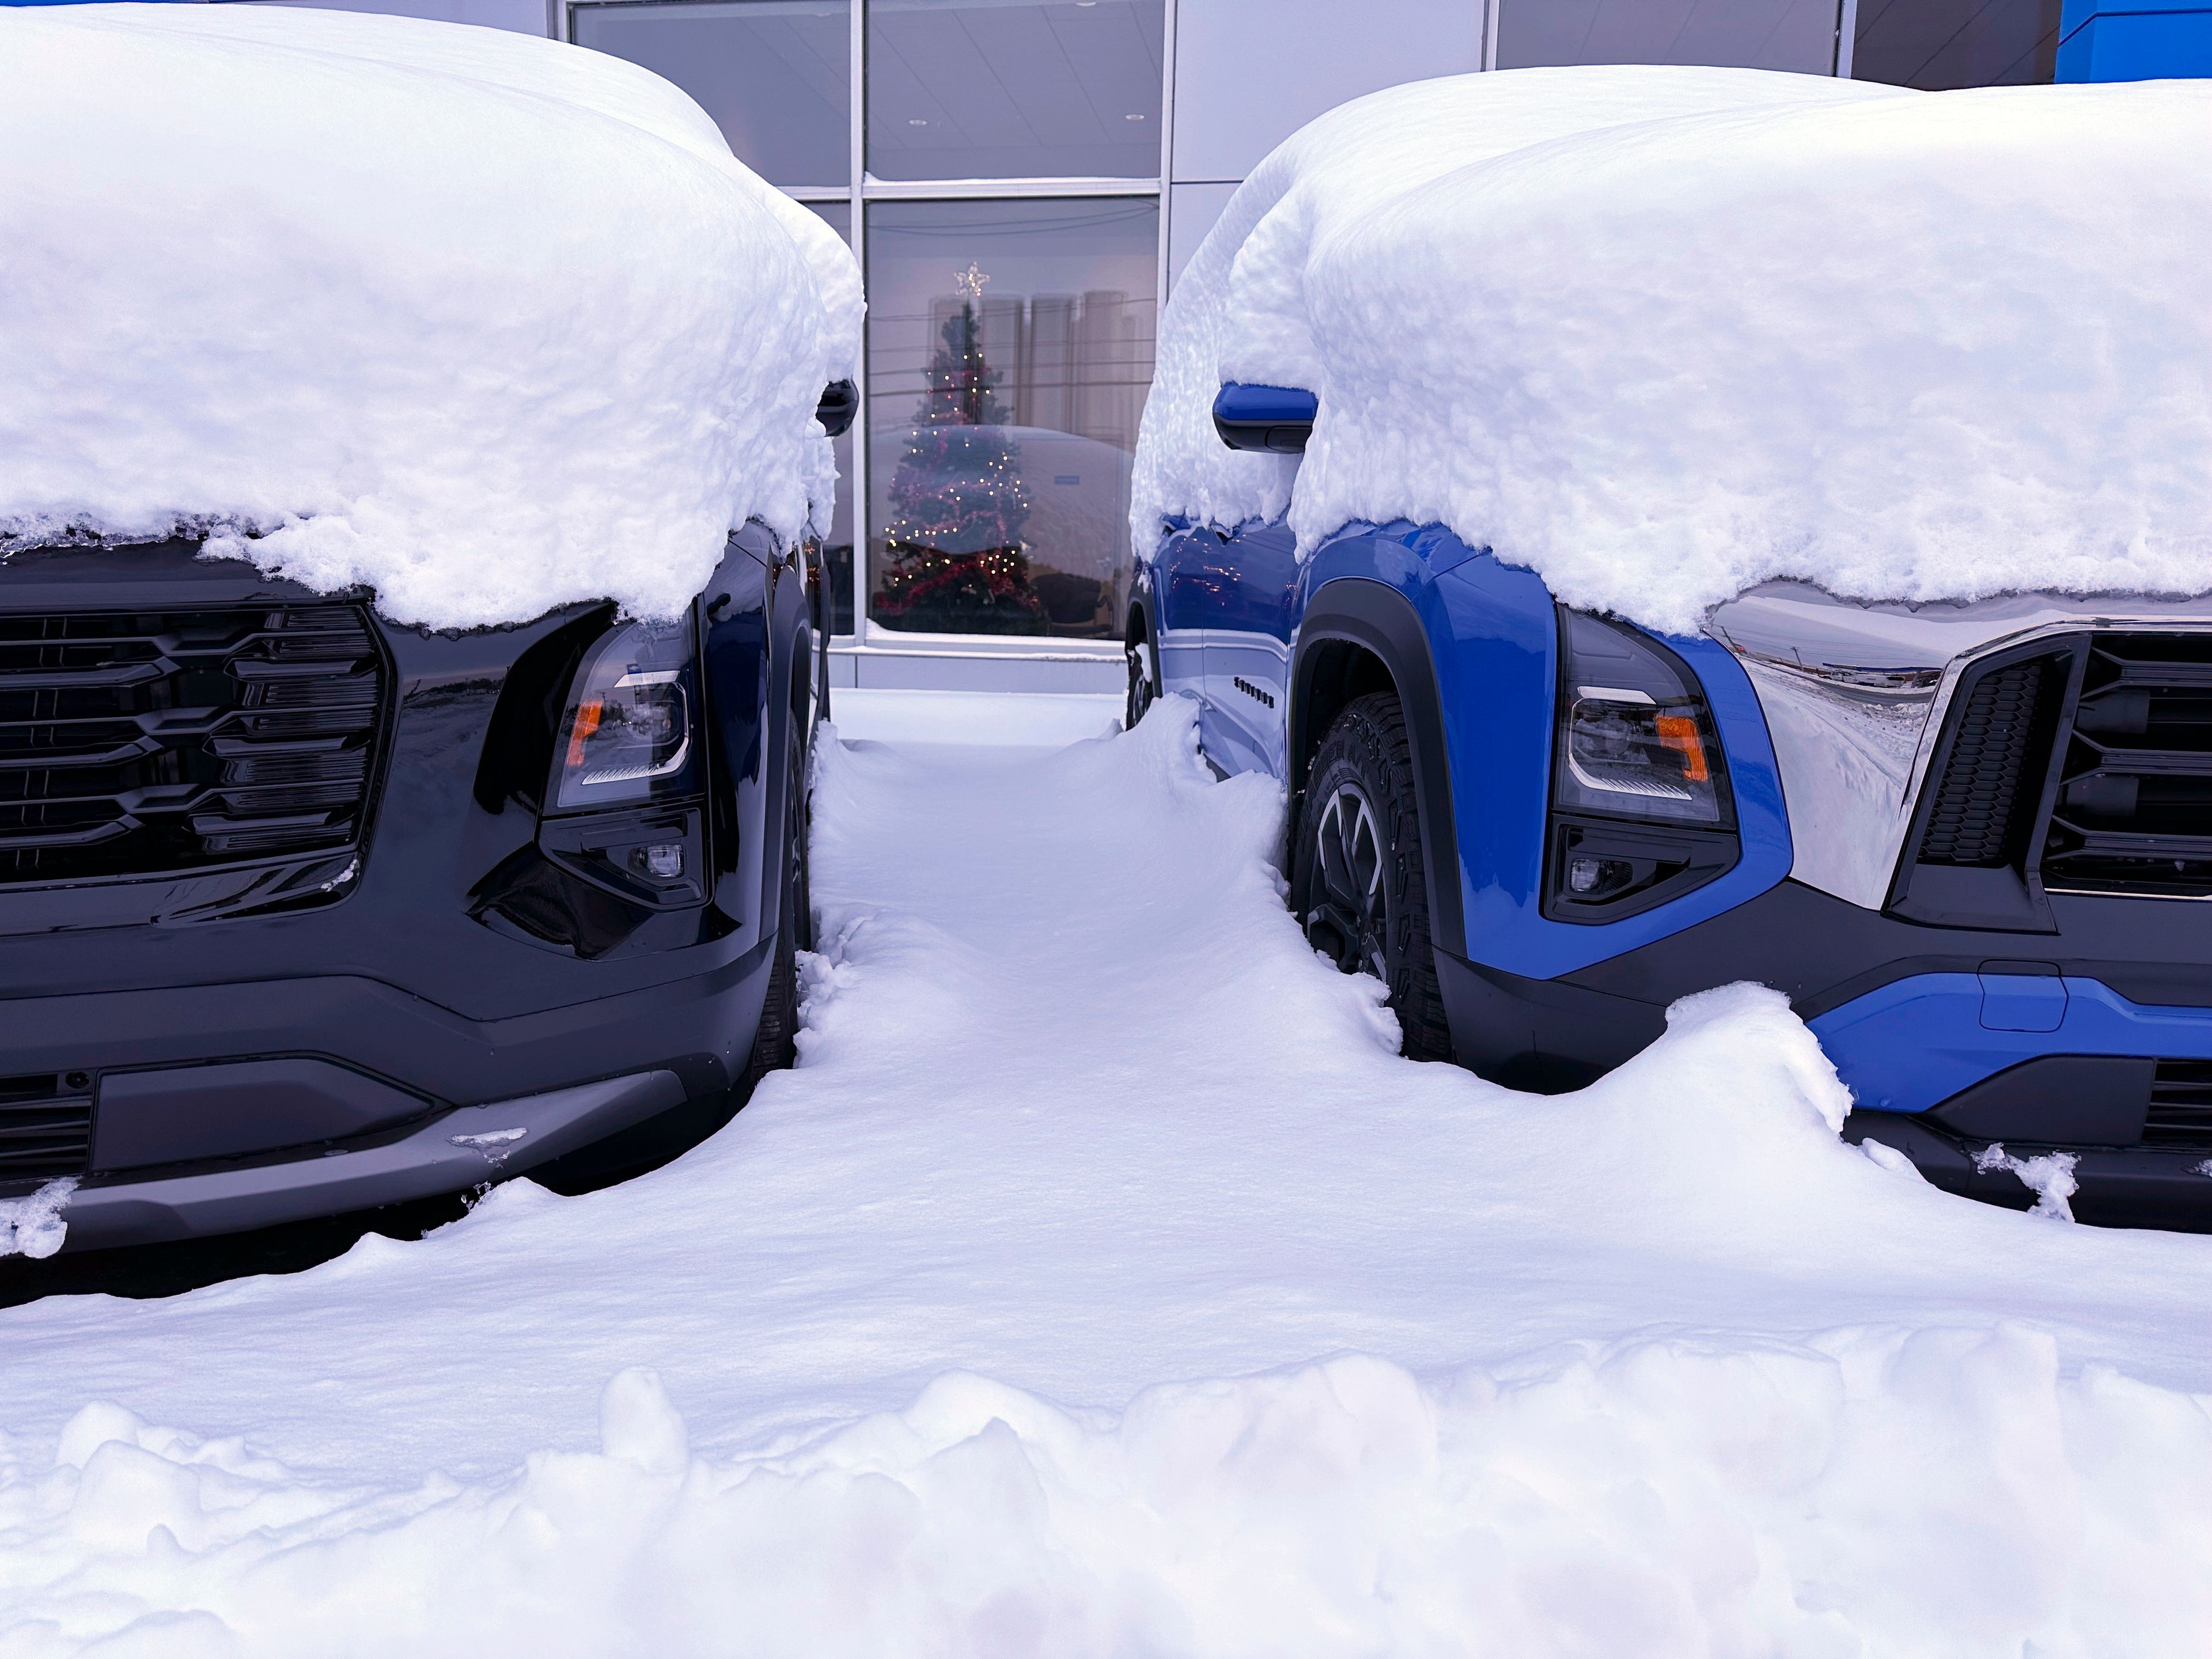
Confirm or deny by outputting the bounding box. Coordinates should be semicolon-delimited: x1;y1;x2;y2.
566;0;2060;657
570;0;1163;646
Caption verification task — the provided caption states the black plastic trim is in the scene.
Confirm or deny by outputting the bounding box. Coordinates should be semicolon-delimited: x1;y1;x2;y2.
1291;578;1465;959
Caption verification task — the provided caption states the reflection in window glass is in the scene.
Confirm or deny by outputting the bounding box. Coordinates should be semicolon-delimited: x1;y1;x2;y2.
865;199;1157;638
572;0;849;187
805;202;856;634
868;0;1165;181
1852;0;2059;88
1495;0;1840;74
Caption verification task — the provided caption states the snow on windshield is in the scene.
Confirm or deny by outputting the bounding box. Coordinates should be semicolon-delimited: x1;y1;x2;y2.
0;4;861;630
1132;68;2212;635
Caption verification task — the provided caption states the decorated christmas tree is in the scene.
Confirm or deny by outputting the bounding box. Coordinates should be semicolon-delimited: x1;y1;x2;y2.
876;288;1044;634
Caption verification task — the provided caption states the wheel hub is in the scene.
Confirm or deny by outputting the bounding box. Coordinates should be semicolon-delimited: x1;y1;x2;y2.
1305;784;1387;979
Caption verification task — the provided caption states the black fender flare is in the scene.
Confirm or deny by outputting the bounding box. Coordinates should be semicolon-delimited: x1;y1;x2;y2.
1290;577;1465;960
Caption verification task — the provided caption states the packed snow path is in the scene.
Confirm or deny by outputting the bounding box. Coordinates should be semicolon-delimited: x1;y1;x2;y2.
2;698;2209;1655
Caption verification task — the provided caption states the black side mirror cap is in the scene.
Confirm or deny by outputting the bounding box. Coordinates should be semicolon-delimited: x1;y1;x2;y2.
816;378;858;437
1211;382;1316;453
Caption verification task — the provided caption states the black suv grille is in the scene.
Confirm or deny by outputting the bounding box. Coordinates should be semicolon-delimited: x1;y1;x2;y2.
1918;657;2063;867
0;1073;93;1189
2147;1060;2212;1151
0;605;386;886
2041;635;2212;897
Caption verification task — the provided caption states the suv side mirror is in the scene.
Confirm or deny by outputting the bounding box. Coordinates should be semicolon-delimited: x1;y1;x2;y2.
816;378;858;437
1211;383;1316;453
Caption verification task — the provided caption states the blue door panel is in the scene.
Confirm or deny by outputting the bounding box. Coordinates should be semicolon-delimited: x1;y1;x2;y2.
1206;521;1299;778
1155;527;1215;709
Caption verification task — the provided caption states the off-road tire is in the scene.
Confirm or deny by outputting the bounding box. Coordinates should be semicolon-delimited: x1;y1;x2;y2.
747;719;812;1077
1293;693;1453;1061
1124;618;1158;731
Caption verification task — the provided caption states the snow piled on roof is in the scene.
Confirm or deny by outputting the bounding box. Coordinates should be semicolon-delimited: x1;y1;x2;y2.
1132;68;2212;635
0;4;861;630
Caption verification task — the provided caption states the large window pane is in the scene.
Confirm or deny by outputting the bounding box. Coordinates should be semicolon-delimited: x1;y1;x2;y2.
805;201;856;635
572;0;850;188
865;198;1157;638
1496;0;1842;75
867;0;1165;181
1852;0;2059;88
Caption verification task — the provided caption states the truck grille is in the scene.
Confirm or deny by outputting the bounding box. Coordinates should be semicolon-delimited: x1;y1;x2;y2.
0;1073;93;1189
2040;635;2212;897
1918;656;2063;868
0;604;386;886
2146;1059;2212;1151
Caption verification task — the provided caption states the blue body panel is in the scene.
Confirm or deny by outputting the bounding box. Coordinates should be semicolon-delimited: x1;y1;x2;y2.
1149;519;1792;981
1813;974;2212;1116
1422;544;1792;980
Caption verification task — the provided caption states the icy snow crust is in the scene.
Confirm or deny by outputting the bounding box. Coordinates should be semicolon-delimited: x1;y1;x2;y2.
0;5;862;630
1134;69;2212;634
3;701;2211;1653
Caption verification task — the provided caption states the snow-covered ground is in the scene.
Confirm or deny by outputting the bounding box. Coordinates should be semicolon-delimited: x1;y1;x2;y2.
2;695;2209;1656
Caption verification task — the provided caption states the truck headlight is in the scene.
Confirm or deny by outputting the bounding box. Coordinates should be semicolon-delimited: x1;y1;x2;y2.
1544;609;1738;921
1554;611;1729;827
549;619;699;811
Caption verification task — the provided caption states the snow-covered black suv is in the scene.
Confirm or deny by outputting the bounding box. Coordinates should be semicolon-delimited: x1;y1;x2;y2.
0;514;831;1248
0;4;863;1251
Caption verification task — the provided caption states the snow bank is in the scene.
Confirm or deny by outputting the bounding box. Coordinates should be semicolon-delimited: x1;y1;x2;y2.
1133;69;2212;634
0;5;861;630
3;1328;2209;1655
3;700;2210;1650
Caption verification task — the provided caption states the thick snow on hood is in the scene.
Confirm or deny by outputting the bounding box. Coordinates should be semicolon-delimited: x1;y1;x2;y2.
0;5;862;630
1133;68;2212;635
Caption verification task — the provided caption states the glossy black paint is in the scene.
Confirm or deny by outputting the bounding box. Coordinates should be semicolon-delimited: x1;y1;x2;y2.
0;525;815;1212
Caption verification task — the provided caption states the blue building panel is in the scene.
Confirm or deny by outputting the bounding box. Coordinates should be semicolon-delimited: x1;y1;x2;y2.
2057;0;2212;79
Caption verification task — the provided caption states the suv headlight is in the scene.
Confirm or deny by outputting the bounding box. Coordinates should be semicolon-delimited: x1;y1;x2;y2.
1546;610;1738;921
549;619;700;811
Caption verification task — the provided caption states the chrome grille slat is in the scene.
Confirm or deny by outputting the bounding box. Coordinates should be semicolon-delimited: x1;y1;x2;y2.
0;605;385;885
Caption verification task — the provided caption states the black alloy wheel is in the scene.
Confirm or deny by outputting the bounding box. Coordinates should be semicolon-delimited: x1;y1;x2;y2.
1292;692;1453;1060
747;716;813;1077
1124;621;1158;731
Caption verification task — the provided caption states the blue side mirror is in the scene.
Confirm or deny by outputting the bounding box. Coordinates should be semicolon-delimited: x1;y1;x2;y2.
1212;383;1316;453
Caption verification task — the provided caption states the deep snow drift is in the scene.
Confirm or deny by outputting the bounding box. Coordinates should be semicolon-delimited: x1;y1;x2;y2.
2;699;2209;1654
1132;69;2212;634
0;5;861;629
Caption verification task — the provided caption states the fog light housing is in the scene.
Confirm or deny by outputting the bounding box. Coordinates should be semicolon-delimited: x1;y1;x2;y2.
630;841;684;881
1567;854;1634;897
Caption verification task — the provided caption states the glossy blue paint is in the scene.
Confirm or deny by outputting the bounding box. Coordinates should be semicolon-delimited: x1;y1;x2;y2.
1213;384;1320;425
1812;974;2212;1116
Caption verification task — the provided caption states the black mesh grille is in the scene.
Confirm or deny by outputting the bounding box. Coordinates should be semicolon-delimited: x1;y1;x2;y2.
0;1073;93;1189
2147;1060;2212;1151
1918;658;2059;867
0;605;385;885
2040;635;2212;897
